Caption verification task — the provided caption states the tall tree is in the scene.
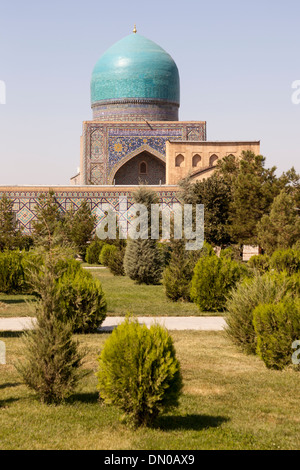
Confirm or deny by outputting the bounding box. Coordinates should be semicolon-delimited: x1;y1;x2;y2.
223;151;281;244
257;190;300;254
179;173;232;247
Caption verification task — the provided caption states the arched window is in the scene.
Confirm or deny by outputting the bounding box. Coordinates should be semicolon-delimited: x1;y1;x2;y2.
192;154;201;167
139;161;147;174
209;154;219;167
175;154;184;167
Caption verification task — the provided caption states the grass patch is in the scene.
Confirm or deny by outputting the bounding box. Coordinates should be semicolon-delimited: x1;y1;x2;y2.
0;331;299;449
0;295;36;318
93;268;218;317
0;268;220;318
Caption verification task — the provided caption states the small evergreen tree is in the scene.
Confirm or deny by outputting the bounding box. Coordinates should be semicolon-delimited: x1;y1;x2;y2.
97;317;183;427
16;254;85;404
124;238;163;285
85;238;105;264
62;201;96;259
253;298;300;370
0;195;24;251
225;271;296;355
162;240;212;301
191;252;249;311
32;191;63;250
124;187;163;285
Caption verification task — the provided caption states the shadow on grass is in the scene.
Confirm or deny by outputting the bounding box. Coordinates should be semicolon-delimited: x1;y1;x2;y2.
0;382;22;390
0;331;25;338
0;297;36;305
0;397;20;407
155;414;229;431
67;392;100;405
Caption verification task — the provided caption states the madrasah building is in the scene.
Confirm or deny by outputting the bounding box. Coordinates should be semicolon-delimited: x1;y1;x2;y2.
0;26;260;233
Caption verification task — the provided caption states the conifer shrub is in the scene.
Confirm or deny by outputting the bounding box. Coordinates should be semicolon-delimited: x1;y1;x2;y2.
123;186;163;285
99;243;116;267
0;250;25;293
85;239;105;265
190;253;249;311
162;240;206;302
16;267;85;404
107;245;125;276
225;272;296;355
55;269;107;333
124;238;163;285
96;317;183;427
163;242;193;301
269;248;300;275
253;297;300;370
247;254;270;274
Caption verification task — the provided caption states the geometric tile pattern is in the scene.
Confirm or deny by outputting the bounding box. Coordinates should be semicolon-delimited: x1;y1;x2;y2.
0;187;181;234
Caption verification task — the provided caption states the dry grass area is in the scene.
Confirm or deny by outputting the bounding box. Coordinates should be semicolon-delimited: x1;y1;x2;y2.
0;330;299;450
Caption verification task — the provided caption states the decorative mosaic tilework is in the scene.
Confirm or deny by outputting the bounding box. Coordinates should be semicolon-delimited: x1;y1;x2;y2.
108;137;166;167
90;128;105;161
90;163;105;185
92;100;179;122
0;188;181;234
83;121;207;185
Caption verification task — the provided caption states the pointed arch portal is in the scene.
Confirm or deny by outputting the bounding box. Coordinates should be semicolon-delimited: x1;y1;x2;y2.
112;149;166;185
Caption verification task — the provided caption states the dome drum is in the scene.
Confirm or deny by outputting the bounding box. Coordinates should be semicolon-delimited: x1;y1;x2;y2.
92;97;179;121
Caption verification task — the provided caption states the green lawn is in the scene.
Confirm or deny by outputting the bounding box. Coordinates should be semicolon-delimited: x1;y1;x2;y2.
93;268;214;317
0;267;220;318
0;330;299;450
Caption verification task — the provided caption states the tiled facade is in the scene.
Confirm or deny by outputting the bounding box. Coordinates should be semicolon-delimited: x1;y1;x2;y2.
0;186;181;234
76;121;207;186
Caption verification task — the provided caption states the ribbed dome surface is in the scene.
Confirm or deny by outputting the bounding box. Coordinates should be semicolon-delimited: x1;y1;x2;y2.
91;33;180;106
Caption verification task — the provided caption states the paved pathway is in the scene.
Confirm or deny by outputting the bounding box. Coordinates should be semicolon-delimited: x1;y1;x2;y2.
0;316;226;332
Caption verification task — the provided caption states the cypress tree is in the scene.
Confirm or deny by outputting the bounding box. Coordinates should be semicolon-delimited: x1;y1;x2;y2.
124;187;163;284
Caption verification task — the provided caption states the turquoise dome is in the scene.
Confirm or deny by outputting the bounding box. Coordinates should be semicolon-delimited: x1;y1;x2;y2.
91;33;180;106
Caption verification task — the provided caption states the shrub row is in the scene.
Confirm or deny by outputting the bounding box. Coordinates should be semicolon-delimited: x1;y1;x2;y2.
163;242;249;311
0;250;107;333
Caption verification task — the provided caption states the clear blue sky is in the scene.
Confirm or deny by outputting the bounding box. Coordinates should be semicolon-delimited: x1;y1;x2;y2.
0;0;299;185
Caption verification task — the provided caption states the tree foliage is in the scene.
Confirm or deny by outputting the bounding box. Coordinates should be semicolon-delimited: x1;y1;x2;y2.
257;190;300;254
